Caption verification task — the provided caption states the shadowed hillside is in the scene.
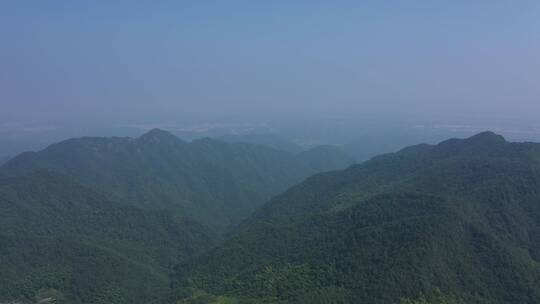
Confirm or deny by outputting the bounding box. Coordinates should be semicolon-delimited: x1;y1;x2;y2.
0;170;213;304
0;129;354;230
174;132;540;304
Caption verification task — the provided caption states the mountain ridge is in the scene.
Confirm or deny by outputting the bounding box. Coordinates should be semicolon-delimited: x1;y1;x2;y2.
0;129;355;231
173;131;540;304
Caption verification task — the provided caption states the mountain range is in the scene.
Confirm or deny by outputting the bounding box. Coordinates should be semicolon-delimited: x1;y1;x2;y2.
4;131;540;303
173;132;540;304
0;129;353;303
1;129;354;231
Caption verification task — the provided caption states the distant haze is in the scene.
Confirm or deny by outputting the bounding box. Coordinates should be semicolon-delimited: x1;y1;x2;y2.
1;1;539;156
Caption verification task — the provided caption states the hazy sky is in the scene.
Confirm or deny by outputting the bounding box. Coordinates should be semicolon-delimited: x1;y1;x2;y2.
1;1;539;127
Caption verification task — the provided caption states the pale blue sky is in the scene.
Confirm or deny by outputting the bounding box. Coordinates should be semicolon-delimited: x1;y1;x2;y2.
1;1;539;126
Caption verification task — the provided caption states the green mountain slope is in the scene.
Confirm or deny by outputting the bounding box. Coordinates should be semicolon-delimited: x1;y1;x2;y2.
173;132;540;304
0;170;214;304
0;129;353;230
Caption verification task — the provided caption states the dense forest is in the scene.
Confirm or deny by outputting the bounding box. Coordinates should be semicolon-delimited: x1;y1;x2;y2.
3;131;540;303
2;0;537;302
0;130;353;303
173;132;540;303
1;129;353;231
0;170;213;303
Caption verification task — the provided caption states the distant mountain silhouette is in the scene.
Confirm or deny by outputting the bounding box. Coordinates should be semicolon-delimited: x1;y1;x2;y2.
0;129;354;230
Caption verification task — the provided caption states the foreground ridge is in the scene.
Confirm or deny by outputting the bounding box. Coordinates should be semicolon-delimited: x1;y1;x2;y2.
173;132;540;304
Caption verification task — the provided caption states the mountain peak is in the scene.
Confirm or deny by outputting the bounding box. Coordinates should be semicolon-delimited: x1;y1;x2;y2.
140;128;176;138
138;128;181;144
465;131;506;144
437;131;506;150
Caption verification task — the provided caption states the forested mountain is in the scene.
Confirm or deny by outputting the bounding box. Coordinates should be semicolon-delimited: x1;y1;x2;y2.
174;132;540;304
218;133;355;173
0;129;354;230
0;129;353;303
0;170;213;304
6;130;540;304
